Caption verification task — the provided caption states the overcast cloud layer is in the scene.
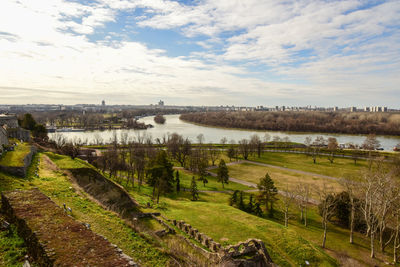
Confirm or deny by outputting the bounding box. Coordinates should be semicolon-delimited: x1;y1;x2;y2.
0;0;399;107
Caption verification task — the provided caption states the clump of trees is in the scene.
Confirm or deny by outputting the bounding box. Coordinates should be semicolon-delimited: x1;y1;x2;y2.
229;190;263;217
180;111;400;135
19;113;48;141
154;114;166;124
315;157;400;261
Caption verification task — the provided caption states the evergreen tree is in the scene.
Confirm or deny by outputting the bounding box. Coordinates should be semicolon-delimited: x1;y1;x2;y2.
190;176;199;201
230;190;239;206
247;194;254;213
20;113;36;130
217;159;229;188
254;201;263;217
238;191;245;210
147;150;175;203
198;159;209;187
176;170;180;193
257;173;278;217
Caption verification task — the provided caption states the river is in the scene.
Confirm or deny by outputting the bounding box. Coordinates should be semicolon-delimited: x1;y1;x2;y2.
48;114;400;151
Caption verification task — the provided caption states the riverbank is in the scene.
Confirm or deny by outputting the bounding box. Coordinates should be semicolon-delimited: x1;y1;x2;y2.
180;111;400;136
48;114;400;151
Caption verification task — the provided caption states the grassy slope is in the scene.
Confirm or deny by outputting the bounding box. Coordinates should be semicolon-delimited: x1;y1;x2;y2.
0;225;28;266
0;143;31;167
111;172;338;266
1;150;388;266
160;195;337;267
248;152;367;179
177;168;250;191
221;162;343;197
0;154;171;267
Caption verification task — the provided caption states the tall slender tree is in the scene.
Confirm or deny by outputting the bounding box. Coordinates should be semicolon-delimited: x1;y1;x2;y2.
190;176;199;201
257;173;278;217
217;159;229;188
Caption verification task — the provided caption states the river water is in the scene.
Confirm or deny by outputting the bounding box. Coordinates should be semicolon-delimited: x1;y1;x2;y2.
49;114;400;151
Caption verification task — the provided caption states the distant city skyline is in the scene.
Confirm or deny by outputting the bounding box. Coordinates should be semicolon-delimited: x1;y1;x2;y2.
1;0;399;108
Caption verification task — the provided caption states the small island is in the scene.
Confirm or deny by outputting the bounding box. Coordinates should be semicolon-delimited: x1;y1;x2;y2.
154;114;166;124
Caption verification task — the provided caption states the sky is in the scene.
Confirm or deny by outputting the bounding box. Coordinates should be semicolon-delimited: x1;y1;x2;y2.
0;0;399;107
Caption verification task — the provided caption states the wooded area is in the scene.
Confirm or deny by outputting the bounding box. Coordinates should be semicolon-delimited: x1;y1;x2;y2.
180;111;400;135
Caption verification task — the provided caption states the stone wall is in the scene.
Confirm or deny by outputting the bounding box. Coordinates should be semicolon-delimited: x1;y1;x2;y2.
0;146;36;177
0;114;19;128
7;128;31;142
0;127;8;153
172;219;223;253
171;219;274;267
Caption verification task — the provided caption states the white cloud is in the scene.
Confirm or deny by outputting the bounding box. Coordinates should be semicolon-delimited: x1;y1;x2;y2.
0;0;399;107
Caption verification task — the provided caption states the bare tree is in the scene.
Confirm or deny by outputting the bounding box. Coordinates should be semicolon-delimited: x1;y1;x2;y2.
393;205;400;263
238;139;250;160
296;183;310;227
304;136;312;147
208;144;220;166
281;184;296;227
220;137;228;146
358;161;392;258
327;137;338;164
362;134;381;150
340;178;357;244
317;182;337;248
263;133;271;143
196;133;205;145
250;134;263;158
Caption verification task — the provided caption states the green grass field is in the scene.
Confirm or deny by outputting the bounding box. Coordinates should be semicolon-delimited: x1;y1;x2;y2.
247;152;368;180
177;168;250;191
0;225;27;267
218;162;343;197
0;143;31;167
159;194;337;266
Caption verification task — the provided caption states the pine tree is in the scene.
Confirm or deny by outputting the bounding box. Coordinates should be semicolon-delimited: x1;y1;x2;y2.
247;194;254;213
198;159;209;187
257;173;278;217
230;190;239;206
238;191;245;210
147;150;175;203
190;176;199;201
176;171;180;192
254;201;263;217
217;159;229;188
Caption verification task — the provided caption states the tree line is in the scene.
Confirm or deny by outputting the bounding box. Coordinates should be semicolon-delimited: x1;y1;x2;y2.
180;111;400;135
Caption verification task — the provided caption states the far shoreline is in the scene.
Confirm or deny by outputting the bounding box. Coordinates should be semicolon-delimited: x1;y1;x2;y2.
179;116;400;140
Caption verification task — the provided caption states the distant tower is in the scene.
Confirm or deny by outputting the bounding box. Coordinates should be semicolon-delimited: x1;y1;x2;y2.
102;100;105;107
158;100;164;106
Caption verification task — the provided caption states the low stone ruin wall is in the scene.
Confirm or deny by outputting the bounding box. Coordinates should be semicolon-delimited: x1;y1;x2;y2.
0;146;36;177
172;219;275;267
172;219;222;253
1;188;137;267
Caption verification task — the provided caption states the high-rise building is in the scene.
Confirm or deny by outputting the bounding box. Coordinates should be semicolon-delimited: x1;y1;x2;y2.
102;100;105;106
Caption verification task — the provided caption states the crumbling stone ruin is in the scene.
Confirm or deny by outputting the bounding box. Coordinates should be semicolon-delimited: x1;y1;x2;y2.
171;219;275;266
1;188;138;267
0;146;36;177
